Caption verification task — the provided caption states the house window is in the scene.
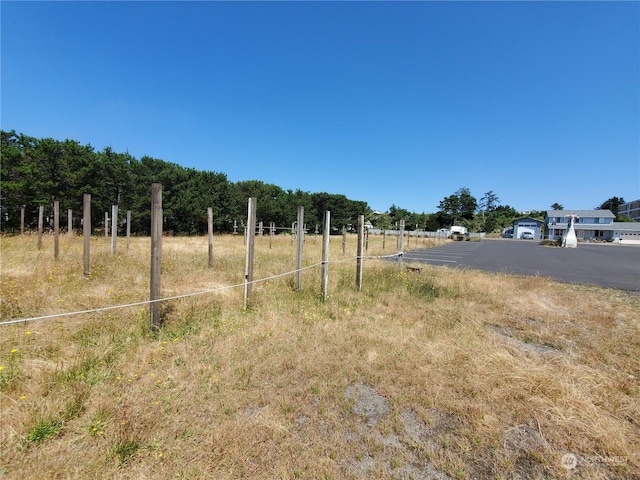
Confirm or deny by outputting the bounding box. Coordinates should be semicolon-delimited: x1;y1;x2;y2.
594;218;600;224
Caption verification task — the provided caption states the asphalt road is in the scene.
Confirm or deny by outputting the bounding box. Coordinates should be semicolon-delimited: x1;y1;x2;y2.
399;238;640;292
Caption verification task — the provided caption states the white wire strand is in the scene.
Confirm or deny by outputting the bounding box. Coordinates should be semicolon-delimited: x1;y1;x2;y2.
0;252;402;327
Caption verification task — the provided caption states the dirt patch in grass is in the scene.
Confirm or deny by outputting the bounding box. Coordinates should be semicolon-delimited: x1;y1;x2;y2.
337;380;634;480
486;324;562;357
341;383;454;479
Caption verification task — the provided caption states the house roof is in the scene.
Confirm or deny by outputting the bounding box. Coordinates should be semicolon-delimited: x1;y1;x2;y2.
612;222;640;232
545;209;615;218
513;217;543;225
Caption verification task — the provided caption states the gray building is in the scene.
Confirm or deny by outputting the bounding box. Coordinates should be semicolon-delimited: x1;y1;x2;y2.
619;199;640;222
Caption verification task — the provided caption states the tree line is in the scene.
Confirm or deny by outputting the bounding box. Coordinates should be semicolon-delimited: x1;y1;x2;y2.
376;188;536;234
5;130;623;236
0;131;368;234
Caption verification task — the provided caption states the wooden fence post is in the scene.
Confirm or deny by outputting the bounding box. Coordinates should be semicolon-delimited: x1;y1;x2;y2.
37;205;44;249
356;215;364;291
321;211;330;300
111;205;118;254
398;220;405;270
20;207;25;235
126;210;131;249
150;183;163;332
244;197;257;308
67;209;73;235
382;229;386;250
269;222;274;249
295;206;304;290
342;226;347;256
83;194;91;278
207;207;214;267
54;201;60;259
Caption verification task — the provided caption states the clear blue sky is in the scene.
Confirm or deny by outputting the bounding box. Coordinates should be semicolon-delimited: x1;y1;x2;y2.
2;1;638;214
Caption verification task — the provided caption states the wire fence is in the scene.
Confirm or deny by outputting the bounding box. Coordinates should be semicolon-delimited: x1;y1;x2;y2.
0;251;402;327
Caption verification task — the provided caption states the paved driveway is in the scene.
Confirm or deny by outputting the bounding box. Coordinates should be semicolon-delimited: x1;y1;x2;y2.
399;239;640;292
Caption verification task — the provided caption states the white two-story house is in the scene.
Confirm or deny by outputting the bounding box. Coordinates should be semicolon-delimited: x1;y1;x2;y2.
545;210;615;241
545;209;640;243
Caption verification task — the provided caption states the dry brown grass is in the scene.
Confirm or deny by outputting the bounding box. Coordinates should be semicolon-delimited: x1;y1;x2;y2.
1;233;638;479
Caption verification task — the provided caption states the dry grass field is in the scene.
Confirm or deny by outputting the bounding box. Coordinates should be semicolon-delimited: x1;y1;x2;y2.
1;233;638;479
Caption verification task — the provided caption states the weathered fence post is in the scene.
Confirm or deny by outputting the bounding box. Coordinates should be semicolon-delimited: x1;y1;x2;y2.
398;220;405;270
295;206;304;290
150;183;163;332
37;205;44;249
244;197;257;308
111;205;118;254
126;210;131;249
20;207;25;235
321;211;330;301
259;220;263;236
269;221;275;249
54;201;60;259
382;229;386;250
207;207;214;267
342;226;347;256
83;194;91;278
356;215;364;291
67;209;73;235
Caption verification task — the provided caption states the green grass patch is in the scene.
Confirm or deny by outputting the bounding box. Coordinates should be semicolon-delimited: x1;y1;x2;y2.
26;418;63;446
109;439;142;466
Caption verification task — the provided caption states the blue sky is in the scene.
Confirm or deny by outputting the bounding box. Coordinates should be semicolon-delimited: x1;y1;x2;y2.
2;1;638;214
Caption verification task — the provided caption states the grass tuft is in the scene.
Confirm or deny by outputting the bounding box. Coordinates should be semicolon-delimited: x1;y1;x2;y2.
109;439;142;466
25;418;63;446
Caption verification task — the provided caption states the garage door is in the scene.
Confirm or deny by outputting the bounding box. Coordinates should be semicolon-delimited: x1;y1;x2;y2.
621;233;640;244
